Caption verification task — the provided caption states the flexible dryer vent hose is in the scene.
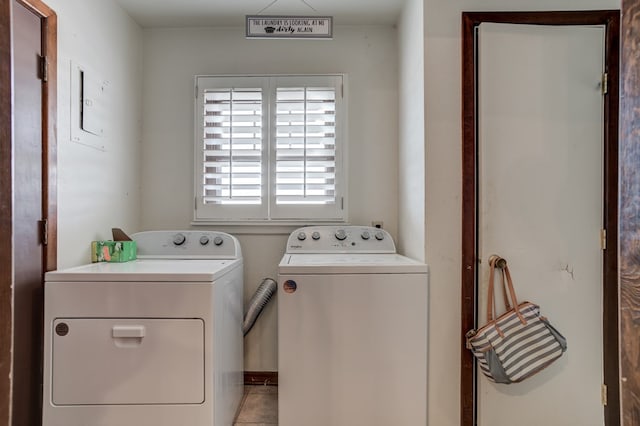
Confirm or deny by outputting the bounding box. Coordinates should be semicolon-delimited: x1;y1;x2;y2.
243;278;277;336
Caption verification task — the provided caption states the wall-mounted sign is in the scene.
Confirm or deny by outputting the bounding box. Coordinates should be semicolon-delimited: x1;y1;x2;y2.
246;16;333;39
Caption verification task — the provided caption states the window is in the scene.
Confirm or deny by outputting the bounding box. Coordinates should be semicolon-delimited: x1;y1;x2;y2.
194;75;346;223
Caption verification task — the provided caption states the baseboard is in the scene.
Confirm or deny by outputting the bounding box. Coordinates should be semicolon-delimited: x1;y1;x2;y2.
244;371;278;386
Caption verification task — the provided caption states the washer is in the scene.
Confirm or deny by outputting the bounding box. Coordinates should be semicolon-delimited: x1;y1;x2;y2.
42;231;244;426
278;225;429;426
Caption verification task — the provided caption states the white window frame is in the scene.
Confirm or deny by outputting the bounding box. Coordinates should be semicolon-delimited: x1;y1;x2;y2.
193;74;347;224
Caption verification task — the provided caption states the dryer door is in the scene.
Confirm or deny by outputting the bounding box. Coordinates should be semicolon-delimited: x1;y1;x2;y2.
51;318;205;405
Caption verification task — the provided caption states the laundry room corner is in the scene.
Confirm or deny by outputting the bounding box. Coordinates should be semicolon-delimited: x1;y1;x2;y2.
46;0;144;269
138;23;402;374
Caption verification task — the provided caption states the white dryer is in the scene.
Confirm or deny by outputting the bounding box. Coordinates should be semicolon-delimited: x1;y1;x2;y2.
278;226;429;426
43;231;244;426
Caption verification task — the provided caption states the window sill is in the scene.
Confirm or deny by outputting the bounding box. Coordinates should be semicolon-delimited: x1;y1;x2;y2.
190;220;349;235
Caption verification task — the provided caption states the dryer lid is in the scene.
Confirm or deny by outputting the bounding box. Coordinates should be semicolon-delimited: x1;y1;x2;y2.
45;259;242;282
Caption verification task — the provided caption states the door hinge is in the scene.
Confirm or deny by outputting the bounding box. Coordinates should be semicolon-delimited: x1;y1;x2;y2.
39;55;48;82
601;72;608;95
341;197;344;210
600;229;607;250
195;84;198;99
341;83;344;98
41;219;48;246
601;383;608;406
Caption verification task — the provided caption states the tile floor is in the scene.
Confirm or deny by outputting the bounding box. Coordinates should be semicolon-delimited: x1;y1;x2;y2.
234;385;278;425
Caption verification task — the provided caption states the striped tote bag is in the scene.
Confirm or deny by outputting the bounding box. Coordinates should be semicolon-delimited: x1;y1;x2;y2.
465;256;567;384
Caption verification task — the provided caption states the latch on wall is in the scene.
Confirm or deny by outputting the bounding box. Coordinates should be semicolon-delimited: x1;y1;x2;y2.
38;55;48;82
40;218;48;246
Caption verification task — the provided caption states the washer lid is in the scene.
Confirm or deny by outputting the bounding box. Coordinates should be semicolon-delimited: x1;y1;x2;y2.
45;259;242;282
279;253;428;274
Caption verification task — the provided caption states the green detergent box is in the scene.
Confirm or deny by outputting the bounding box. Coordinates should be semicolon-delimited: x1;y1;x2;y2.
91;240;137;263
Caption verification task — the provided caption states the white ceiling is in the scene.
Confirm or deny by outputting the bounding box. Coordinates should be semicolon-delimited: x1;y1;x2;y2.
114;0;406;28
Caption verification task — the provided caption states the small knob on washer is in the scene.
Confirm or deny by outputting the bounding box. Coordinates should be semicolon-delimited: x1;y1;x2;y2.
173;233;186;246
297;232;307;241
361;231;370;240
335;230;347;241
375;231;385;241
213;236;224;246
312;231;321;240
199;236;210;245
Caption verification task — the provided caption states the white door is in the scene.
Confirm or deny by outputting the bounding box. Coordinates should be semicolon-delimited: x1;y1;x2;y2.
477;23;605;425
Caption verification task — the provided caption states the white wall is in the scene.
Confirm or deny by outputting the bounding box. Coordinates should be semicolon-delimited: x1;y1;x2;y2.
423;1;619;425
140;26;399;371
398;0;425;261
47;0;143;269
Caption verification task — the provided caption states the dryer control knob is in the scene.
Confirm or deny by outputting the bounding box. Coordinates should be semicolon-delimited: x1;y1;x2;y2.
312;231;321;240
297;232;307;241
361;231;370;240
375;231;385;241
173;233;186;246
335;229;347;241
199;236;210;245
213;236;224;246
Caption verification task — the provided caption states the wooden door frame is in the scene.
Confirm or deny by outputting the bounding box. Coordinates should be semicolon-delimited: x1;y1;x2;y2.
0;0;57;424
461;10;620;426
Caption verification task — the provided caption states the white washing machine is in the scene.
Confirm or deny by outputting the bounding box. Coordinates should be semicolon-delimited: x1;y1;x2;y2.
278;226;429;426
42;231;244;426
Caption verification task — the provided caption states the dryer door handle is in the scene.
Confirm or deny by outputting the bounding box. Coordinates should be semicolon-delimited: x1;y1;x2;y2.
112;325;146;338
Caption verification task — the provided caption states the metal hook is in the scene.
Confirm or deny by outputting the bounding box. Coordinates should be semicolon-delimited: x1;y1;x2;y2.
488;255;507;269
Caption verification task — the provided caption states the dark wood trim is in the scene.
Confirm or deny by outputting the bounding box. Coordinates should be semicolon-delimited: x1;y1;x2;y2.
0;1;13;424
461;10;620;426
38;0;57;273
244;371;278;386
602;12;621;426
460;10;620;26
460;13;477;426
0;1;57;425
18;0;57;274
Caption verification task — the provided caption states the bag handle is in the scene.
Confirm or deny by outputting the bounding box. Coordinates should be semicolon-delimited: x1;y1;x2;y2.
498;264;512;312
487;256;527;334
487;255;509;323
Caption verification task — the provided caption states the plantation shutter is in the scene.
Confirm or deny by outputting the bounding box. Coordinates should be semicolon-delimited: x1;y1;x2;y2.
275;86;337;205
194;75;345;223
202;88;263;205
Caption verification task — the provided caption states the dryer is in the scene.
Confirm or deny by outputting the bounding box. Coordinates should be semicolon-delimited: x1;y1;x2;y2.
278;226;429;426
42;231;244;426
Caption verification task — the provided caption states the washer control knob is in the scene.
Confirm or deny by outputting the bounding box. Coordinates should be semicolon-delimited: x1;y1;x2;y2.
199;236;210;245
173;233;186;246
213;236;224;246
312;231;321;240
335;229;347;241
361;231;370;240
297;232;307;241
375;231;385;241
